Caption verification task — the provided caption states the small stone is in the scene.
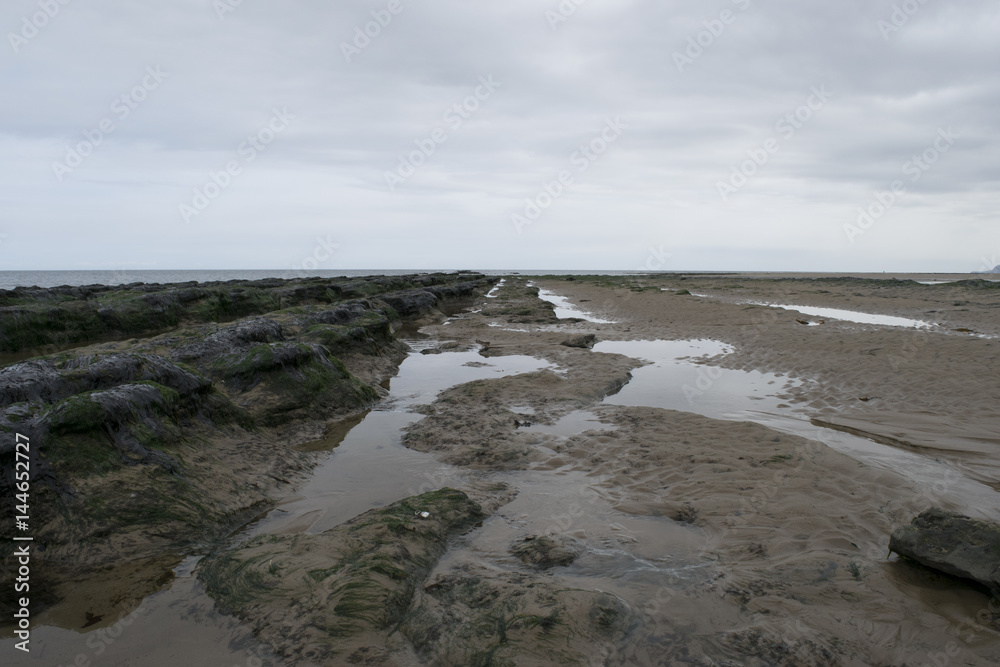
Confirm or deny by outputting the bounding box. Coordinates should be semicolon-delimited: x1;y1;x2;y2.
561;334;597;349
511;535;582;569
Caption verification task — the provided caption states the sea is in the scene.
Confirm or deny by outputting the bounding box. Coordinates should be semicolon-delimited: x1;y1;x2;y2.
0;270;651;290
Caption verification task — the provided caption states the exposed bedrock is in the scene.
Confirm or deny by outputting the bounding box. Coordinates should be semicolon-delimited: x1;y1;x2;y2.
0;273;496;618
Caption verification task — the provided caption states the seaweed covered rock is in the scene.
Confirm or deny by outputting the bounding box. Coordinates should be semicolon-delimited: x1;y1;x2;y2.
0;272;495;620
0;353;231;489
0;353;211;408
301;301;404;359
0;351;256;574
45;383;185;472
211;342;378;425
0;272;493;354
404;566;630;665
889;508;1000;597
510;534;582;568
200;489;485;664
561;333;597;349
172;317;284;363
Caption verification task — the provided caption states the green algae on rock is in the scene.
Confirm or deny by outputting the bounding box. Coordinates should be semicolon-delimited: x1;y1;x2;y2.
199;489;486;664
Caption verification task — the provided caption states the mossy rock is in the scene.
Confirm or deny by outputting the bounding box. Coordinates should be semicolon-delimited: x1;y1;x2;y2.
403;568;630;665
213;342;378;425
200;488;485;663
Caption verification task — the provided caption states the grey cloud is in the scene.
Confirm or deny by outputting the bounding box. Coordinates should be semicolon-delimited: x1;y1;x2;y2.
0;0;998;271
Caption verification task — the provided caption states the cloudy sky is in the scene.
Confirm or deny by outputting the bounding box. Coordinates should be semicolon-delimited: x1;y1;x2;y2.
1;0;998;272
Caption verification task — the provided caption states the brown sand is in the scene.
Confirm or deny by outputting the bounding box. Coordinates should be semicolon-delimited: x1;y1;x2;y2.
398;275;1000;665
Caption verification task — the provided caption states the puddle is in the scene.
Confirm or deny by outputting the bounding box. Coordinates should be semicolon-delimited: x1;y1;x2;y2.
487;322;531;332
485;278;505;298
592;339;1000;521
593;339;795;419
754;303;933;329
245;347;554;537
1;556;279;666
531;284;616;323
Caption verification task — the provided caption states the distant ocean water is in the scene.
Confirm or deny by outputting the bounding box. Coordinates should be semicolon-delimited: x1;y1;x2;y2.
0;269;649;290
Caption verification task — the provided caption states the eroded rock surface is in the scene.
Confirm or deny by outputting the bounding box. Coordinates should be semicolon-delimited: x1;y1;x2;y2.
890;508;1000;597
0;272;495;619
200;489;486;665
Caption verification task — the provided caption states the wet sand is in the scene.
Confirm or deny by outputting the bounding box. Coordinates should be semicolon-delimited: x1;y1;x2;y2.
399;274;1000;665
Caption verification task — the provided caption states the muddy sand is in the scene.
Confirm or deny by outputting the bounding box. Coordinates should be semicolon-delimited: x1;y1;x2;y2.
3;273;1000;665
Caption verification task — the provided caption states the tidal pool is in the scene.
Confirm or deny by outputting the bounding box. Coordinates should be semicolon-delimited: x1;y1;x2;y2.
754;302;933;328
531;283;616;323
592;339;1000;521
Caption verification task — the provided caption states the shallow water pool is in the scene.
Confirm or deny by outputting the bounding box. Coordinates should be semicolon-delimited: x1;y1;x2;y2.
754;302;933;329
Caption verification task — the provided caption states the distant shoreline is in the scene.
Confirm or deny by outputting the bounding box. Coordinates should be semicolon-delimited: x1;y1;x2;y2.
1;269;997;290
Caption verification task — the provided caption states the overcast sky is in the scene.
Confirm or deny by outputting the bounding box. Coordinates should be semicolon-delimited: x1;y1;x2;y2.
1;0;998;272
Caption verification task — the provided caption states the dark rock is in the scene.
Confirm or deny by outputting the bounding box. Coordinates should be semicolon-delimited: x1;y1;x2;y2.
0;273;491;355
211;342;378;425
889;508;1000;596
1;354;211;409
381;289;442;317
173;318;284;363
511;535;582;568
561;334;597;349
0;361;63;407
306;302;370;326
45;383;185;473
200;489;485;662
420;341;461;355
380;281;487;318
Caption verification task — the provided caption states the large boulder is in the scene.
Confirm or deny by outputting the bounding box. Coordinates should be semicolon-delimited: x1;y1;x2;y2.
889;508;1000;596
